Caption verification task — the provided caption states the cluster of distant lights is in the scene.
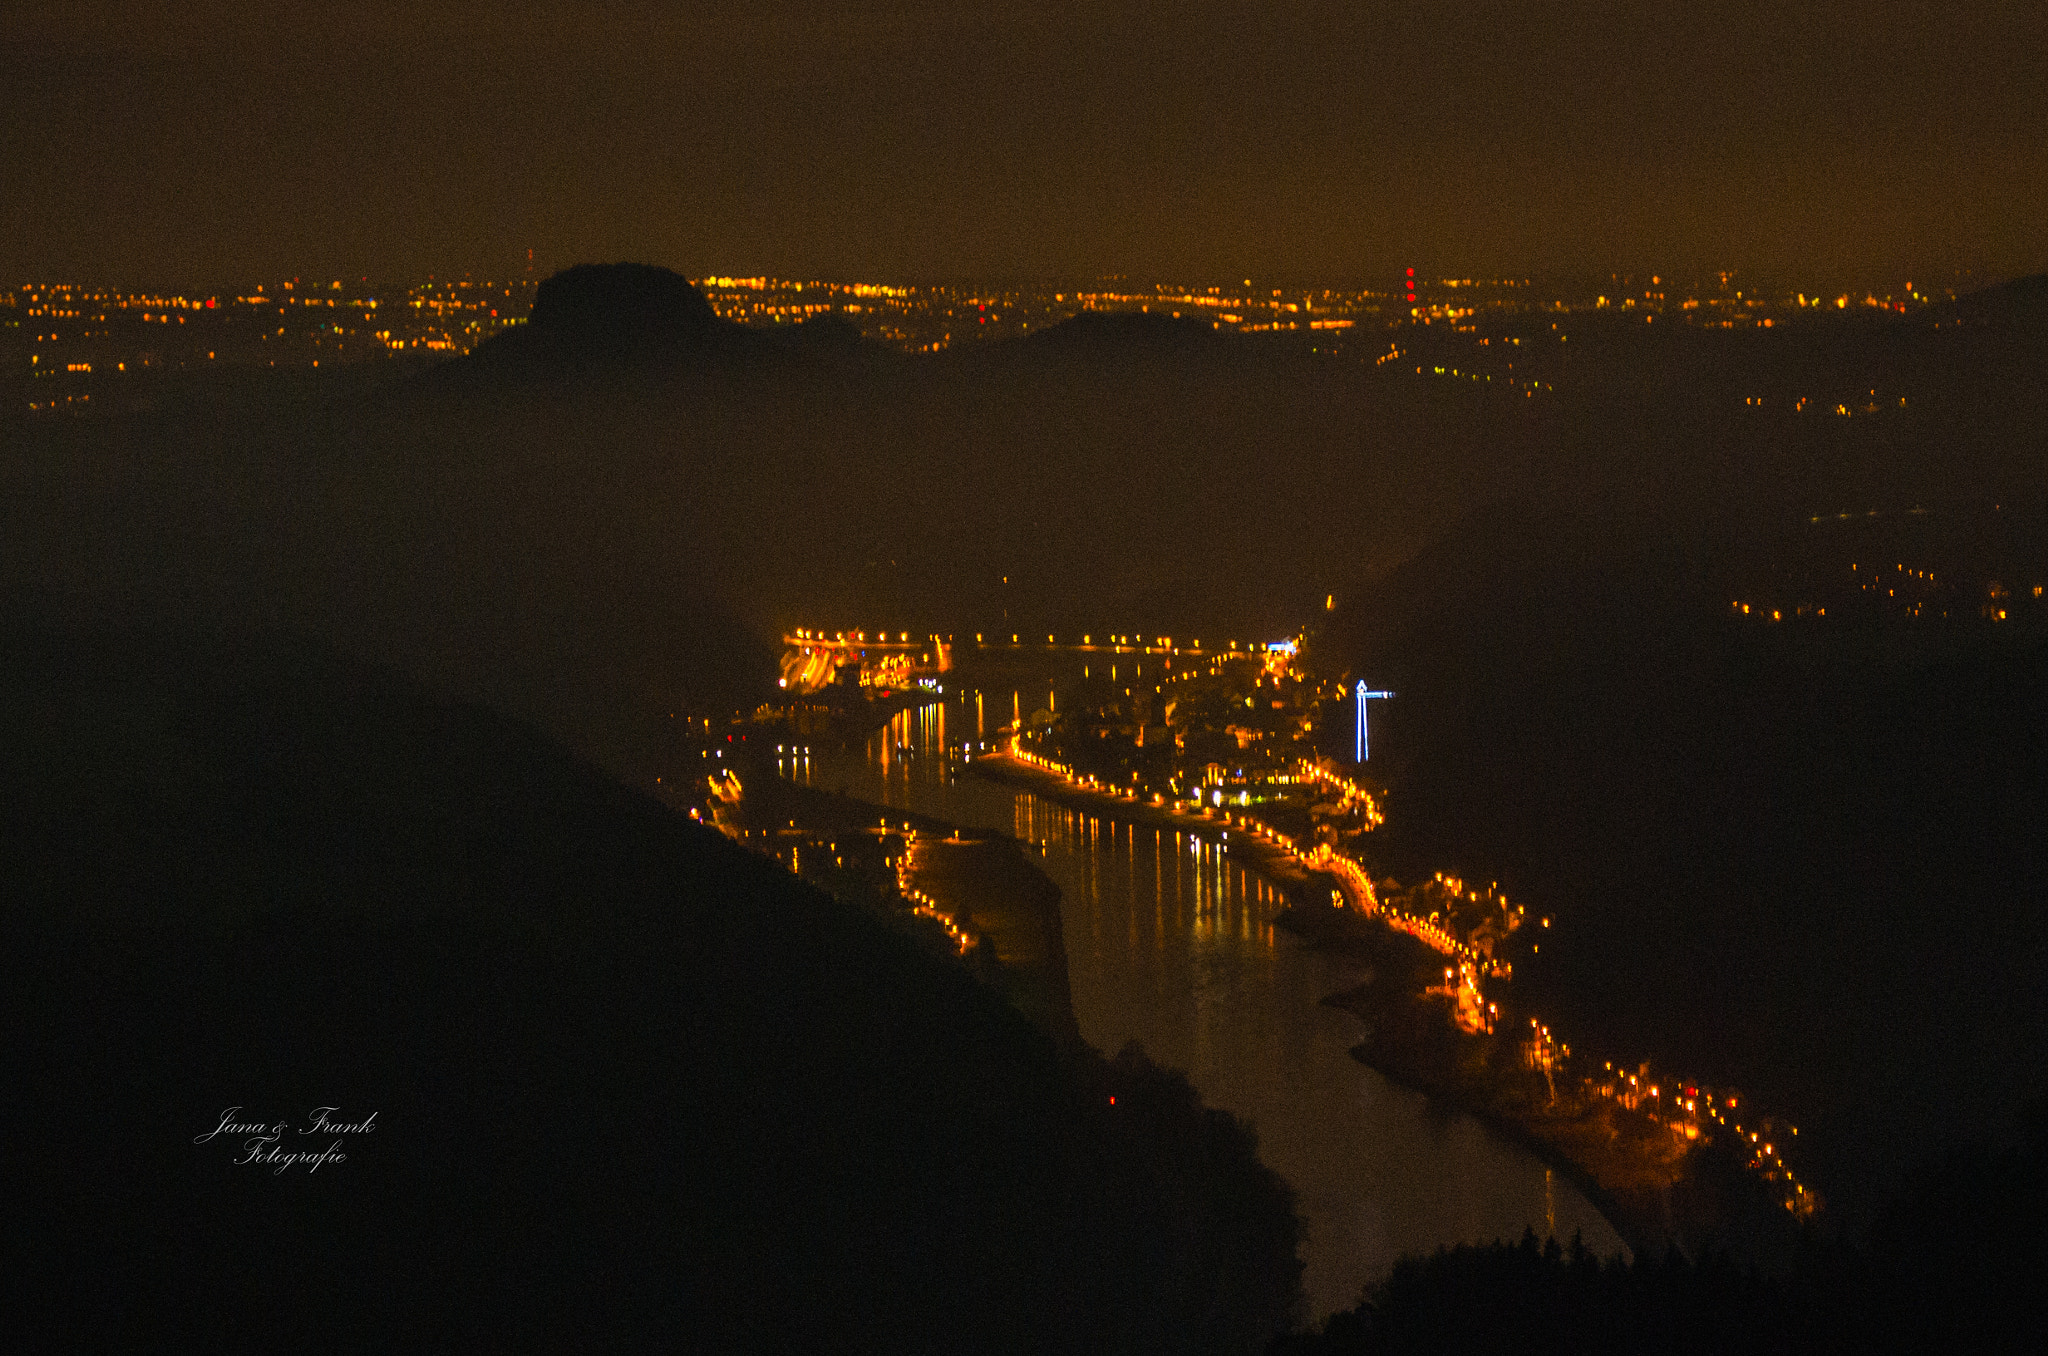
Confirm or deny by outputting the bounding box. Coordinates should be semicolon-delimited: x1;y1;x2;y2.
682;268;1900;355
1727;560;2040;626
14;268;1951;408
7;277;533;380
1745;390;1908;416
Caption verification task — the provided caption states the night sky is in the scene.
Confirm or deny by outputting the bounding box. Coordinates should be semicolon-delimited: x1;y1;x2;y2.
4;1;2043;285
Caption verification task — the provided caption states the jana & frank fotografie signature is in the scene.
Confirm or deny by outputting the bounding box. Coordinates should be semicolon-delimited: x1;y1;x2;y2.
194;1107;378;1173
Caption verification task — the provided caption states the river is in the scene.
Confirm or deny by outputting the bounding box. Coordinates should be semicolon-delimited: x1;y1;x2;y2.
781;669;1624;1319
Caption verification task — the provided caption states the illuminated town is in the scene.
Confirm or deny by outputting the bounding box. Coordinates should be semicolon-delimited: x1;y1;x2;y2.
702;624;1830;1255
3;267;1963;418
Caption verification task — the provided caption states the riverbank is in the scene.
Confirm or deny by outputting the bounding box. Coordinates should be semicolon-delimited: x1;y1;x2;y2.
729;767;1085;1052
764;687;943;752
972;747;1806;1265
972;749;1331;904
972;751;1667;1245
906;834;1083;1052
1281;904;1667;1259
1278;903;1807;1269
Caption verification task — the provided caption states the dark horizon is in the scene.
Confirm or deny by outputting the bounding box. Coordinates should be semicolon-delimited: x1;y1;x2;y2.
3;2;2043;287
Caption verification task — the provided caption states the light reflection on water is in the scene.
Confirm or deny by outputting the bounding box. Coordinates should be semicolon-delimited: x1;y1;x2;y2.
794;690;1625;1319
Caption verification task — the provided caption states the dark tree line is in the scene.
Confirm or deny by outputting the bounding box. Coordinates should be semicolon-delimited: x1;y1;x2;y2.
1275;1102;2048;1352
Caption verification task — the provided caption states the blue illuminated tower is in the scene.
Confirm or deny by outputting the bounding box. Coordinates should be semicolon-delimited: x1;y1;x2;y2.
1355;682;1393;762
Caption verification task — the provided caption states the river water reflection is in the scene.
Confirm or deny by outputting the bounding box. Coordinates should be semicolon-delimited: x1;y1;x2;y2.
788;686;1623;1319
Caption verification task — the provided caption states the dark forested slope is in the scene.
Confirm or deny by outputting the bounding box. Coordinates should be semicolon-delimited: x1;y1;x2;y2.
3;626;1300;1352
1316;506;2048;1226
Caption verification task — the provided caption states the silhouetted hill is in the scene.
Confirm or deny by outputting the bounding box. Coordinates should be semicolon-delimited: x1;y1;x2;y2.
3;624;1301;1352
1012;308;1222;355
789;309;869;350
1938;273;2048;328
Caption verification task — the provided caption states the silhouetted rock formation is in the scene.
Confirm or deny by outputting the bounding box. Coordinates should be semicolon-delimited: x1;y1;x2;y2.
464;262;748;371
528;261;727;347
